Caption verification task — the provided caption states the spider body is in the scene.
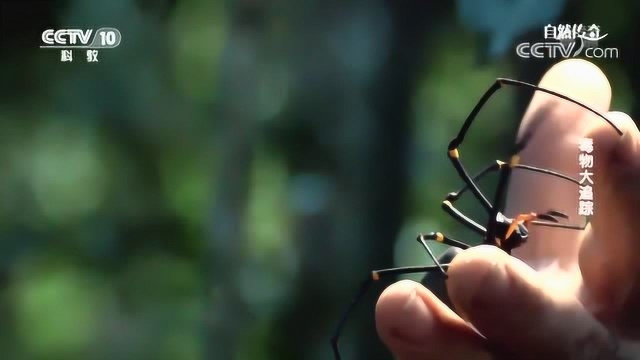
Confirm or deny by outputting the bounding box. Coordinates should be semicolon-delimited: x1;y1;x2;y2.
489;212;531;252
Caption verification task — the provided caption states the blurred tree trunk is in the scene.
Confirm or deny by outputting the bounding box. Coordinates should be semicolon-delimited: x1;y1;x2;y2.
268;1;449;359
204;2;266;359
620;23;640;124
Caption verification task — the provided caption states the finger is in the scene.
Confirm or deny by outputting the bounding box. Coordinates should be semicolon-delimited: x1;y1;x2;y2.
579;110;640;335
375;280;490;360
448;245;619;359
508;59;612;268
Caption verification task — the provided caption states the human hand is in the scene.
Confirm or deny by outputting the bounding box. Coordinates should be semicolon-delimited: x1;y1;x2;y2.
375;59;640;359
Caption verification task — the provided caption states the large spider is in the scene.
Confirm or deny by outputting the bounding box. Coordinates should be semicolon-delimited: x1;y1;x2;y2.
330;78;623;360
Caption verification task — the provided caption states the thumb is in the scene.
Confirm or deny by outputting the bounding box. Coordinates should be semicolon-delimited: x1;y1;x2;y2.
448;245;618;359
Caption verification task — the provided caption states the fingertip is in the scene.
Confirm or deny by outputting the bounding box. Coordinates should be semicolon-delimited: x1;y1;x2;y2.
538;59;612;111
376;280;434;344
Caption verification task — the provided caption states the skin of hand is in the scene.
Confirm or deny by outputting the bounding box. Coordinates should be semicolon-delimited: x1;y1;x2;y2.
375;59;640;360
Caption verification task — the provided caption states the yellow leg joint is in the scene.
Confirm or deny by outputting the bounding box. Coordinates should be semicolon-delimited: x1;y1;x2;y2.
509;155;520;167
435;232;444;242
371;271;380;281
448;149;459;159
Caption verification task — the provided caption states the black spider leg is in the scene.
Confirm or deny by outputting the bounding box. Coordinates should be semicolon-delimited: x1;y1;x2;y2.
536;213;560;223
419;165;492;276
446;78;623;217
443;154;579;248
545;210;570;219
486;79;585;247
420;164;523;277
484;118;542;250
485;122;540;249
446;78;545;214
330;264;449;360
441;200;486;235
447;162;581;203
521;167;591;231
446;80;502;213
329;167;495;360
488;159;589;240
330;233;475;359
505;166;591;231
417;232;471;278
486;158;515;250
498;78;623;136
531;216;591;230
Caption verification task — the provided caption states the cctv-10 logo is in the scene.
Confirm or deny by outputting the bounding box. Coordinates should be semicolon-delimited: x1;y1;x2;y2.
41;28;121;48
41;28;121;63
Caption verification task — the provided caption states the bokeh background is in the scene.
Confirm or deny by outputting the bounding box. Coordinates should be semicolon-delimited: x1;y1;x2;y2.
0;0;638;359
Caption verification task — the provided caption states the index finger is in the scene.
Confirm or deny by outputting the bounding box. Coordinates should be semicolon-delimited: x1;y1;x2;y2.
507;59;613;271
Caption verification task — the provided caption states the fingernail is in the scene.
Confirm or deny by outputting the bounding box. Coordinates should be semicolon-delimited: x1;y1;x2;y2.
388;289;434;343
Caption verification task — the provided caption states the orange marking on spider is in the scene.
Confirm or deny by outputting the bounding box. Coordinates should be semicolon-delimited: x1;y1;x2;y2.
505;212;538;240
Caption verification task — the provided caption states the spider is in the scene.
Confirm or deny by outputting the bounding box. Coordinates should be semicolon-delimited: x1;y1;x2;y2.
330;78;623;360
